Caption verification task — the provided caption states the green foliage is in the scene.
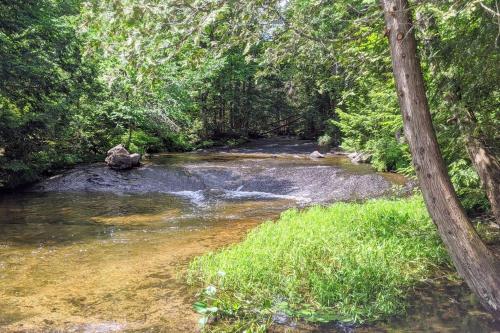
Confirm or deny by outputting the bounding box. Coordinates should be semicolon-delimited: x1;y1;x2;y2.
417;0;499;212
0;0;103;188
122;130;161;154
0;0;202;189
366;137;411;173
317;134;333;148
333;77;411;172
1;0;497;217
188;197;450;330
449;159;489;212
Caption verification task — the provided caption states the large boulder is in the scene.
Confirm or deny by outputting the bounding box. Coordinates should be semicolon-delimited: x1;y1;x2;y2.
105;144;141;170
348;152;372;164
309;151;325;159
107;144;129;156
129;153;141;166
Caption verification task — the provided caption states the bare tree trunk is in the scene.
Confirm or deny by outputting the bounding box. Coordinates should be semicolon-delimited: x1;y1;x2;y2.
465;136;500;222
381;0;500;315
200;92;209;139
458;110;500;223
218;94;224;136
126;123;132;150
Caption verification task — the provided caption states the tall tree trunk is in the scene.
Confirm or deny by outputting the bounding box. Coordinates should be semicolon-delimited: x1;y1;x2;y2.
465;136;500;223
381;0;500;315
200;92;209;139
219;102;225;135
244;78;253;133
458;110;500;223
126;122;132;150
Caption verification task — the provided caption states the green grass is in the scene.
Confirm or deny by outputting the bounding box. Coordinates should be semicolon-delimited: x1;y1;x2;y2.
187;197;451;330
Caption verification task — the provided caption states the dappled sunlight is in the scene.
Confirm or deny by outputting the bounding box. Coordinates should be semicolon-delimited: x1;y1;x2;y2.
1;0;498;330
90;210;182;226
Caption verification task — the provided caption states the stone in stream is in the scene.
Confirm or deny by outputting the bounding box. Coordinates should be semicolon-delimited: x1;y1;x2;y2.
105;144;141;170
107;144;129;156
309;151;325;159
129;153;141;166
348;152;372;164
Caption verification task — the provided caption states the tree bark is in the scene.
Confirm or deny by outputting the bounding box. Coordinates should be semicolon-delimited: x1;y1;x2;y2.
465;136;500;223
200;91;209;139
126;123;132;150
381;0;500;315
458;110;500;223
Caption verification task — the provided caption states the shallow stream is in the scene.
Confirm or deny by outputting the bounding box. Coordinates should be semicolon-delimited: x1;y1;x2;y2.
0;139;498;332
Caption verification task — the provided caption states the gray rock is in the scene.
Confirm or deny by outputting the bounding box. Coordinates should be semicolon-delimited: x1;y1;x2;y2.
107;144;128;156
105;144;141;170
105;153;132;170
348;152;372;164
309;151;325;159
129;153;141;167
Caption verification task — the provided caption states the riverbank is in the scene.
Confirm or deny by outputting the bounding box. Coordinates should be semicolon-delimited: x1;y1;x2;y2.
187;196;500;332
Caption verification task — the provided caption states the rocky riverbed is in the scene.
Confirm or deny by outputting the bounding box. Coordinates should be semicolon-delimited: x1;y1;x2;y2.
1;138;496;332
33;137;405;204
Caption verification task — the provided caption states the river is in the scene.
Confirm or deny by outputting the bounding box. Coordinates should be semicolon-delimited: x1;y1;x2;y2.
0;138;498;332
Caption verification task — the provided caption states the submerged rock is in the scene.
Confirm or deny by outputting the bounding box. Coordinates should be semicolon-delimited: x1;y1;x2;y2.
31;139;404;203
32;156;397;204
348;152;372;164
105;144;141;170
309;151;325;159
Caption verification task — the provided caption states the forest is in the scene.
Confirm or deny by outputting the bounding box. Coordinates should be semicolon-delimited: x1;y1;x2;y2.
1;0;497;198
0;0;499;332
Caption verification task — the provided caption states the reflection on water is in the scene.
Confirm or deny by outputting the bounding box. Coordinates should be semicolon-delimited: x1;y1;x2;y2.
0;151;498;332
0;190;293;332
271;281;500;333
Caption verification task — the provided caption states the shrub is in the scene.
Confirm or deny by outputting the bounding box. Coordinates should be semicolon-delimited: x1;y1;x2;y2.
366;137;411;172
449;159;489;213
317;134;333;148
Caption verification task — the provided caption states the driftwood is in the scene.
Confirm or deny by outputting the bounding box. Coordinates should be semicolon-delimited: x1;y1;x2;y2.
260;115;304;135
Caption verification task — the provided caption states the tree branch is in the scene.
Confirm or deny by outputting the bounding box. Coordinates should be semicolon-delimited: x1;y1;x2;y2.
479;1;500;17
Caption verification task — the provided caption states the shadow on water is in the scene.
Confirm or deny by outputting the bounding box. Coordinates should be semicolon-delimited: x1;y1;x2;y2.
270;282;500;333
0;140;496;332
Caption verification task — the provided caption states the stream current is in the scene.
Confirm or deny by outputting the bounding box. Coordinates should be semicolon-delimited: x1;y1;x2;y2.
0;139;498;332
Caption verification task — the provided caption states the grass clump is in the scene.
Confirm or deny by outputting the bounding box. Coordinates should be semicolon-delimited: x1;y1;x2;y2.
187;197;450;329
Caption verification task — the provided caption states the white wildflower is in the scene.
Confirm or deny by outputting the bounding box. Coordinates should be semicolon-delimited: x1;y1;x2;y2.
205;285;216;296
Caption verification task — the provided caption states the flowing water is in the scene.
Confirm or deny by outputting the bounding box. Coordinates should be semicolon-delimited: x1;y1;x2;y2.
0;139;498;332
